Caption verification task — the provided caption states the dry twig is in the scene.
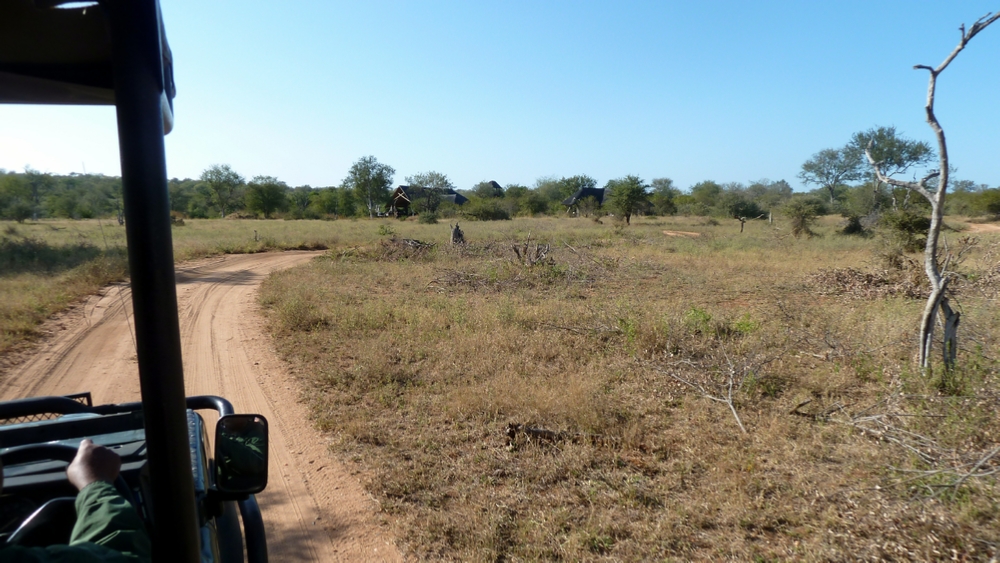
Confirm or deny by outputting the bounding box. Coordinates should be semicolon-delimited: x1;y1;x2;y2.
510;232;551;267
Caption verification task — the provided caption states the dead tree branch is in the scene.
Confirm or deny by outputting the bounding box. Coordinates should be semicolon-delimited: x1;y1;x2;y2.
801;395;1000;495
656;364;747;434
864;12;998;373
510;232;551;266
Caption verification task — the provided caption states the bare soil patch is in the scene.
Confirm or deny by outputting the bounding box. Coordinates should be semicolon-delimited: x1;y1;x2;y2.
662;230;701;237
965;222;1000;233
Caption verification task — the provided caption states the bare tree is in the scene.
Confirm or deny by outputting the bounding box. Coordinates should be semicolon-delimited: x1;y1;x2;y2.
865;12;1000;372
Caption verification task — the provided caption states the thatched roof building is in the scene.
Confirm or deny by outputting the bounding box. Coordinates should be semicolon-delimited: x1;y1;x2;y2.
388;185;469;215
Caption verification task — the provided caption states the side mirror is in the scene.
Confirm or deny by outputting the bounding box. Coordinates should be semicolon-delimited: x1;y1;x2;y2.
215;414;268;495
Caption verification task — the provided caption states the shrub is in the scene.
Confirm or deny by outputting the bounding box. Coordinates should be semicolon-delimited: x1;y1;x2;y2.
840;215;867;236
781;197;823;238
676;202;710;217
417;212;439;224
437;201;460;219
464;199;511;221
4;199;32;223
726;199;764;220
879;209;930;252
977;188;1000;218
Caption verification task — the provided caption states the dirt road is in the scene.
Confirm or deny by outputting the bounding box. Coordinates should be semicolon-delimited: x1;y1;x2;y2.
0;251;401;562
965;222;1000;234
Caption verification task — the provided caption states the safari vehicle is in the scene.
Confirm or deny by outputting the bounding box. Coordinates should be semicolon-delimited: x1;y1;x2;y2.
0;1;269;562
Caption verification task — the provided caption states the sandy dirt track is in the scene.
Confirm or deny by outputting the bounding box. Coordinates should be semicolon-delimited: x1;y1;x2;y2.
964;222;1000;233
0;251;401;562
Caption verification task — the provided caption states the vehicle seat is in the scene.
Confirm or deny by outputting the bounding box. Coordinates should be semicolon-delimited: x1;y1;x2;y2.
5;497;76;547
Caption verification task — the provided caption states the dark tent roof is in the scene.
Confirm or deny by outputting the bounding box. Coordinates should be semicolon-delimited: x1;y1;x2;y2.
441;192;468;205
396;185;468;205
562;187;606;206
391;185;470;207
0;0;175;130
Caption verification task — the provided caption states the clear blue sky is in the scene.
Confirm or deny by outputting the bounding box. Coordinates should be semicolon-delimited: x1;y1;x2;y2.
2;1;998;191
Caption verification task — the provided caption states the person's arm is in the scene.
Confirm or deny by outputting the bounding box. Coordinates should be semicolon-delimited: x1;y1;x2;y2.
66;440;150;559
0;441;151;563
69;480;150;558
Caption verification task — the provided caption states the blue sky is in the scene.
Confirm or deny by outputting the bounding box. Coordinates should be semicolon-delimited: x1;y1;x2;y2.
2;1;998;191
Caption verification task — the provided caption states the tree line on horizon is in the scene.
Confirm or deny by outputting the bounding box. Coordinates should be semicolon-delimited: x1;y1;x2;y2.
2;133;998;225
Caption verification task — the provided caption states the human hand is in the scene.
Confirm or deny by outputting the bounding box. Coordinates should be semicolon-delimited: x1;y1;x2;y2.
67;439;121;491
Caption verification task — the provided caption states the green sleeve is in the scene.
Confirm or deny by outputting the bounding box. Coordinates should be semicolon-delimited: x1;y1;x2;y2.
69;480;151;561
0;482;151;563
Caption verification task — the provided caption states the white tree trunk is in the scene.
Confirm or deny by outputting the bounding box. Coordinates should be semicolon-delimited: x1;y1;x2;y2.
866;11;998;373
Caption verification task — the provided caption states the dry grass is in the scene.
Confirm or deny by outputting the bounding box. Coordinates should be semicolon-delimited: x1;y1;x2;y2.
0;218;337;357
259;216;1000;561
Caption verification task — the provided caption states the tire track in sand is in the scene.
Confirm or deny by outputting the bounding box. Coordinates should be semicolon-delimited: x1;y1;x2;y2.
0;251;401;562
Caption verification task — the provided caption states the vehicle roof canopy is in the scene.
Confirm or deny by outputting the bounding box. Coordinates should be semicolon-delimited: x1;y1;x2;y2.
0;0;174;127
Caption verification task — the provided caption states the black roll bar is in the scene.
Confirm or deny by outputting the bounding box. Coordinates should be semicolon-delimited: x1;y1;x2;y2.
101;1;198;561
0;395;237;422
0;396;95;420
185;395;236;418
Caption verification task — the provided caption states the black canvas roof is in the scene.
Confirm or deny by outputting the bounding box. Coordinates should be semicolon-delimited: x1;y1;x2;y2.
397;185;469;205
562;187;606;206
0;0;175;128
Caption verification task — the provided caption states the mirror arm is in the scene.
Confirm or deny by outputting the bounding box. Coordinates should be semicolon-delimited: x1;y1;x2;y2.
238;495;269;563
206;487;250;504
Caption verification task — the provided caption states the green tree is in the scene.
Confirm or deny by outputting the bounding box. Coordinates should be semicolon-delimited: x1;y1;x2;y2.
979;189;1000;217
799;147;863;206
200;164;244;218
245;176;289;219
312;187;340;216
850;126;934;211
0;173;32;222
344;156;394;218
338;184;359;217
746;179;793;215
840;181;890;219
605;175;649;225
504;184;529;199
24;167;53;220
48;189;81;218
406;171;455;191
533;175;596;208
409;188;440;214
851;126;934;179
498;184;531;216
471;180;503;199
521;190;549;215
6;199;32;222
559;175;597;197
689;180;723;208
650;177;679;216
534;176;566;204
289;185;314;217
718;183;764;223
168;178;199;215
